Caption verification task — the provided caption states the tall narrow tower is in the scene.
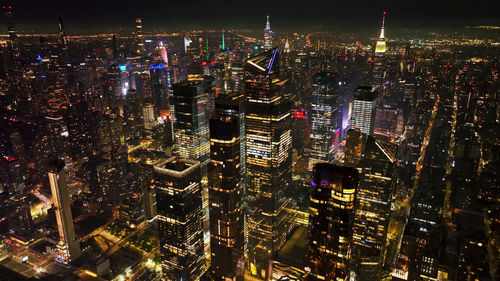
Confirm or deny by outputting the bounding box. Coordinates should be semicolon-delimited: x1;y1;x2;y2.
374;11;387;54
263;16;272;50
222;28;225;50
58;16;67;51
135;17;145;54
245;48;293;279
2;4;17;44
48;157;81;263
208;98;244;280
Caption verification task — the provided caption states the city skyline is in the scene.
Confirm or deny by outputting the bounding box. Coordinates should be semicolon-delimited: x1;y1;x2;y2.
0;2;498;281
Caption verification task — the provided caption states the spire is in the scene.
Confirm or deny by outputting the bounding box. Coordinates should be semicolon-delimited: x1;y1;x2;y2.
379;11;386;39
222;28;225;50
284;38;290;53
264;15;272;50
58;16;67;50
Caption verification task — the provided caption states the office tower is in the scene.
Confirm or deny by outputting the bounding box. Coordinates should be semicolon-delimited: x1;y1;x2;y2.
374;11;387;55
135;17;145;54
150;63;168;111
172;80;211;264
154;157;205;281
172;81;210;166
1;4;16;45
142;103;155;130
351;136;397;279
245;48;294;279
48;157;81;263
307;164;358;281
1;3;18;67
350;86;378;135
208;108;244;280
264;16;272;50
309;72;339;170
372;12;387;85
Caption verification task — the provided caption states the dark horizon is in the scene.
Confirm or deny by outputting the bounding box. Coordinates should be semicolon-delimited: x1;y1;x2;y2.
4;0;500;35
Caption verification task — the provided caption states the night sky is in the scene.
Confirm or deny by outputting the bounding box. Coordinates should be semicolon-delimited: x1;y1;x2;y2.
8;0;500;33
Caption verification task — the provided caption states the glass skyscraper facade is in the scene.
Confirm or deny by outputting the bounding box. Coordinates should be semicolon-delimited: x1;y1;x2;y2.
350;86;378;136
244;48;294;279
352;135;397;279
208;104;244;280
154;157;205;281
307;164;358;281
309;72;339;169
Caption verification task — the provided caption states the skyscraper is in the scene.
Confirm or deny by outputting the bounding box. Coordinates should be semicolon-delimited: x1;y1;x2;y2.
208;107;244;280
350;86;378;135
150;63;168;111
307;164;358;281
135;17;145;55
264;16;273;50
245;48;294;279
172;81;210;168
48;157;81;263
1;4;17;45
154;157;205;281
374;12;387;55
373;12;387;85
172;81;211;256
351;135;397;279
309;72;339;170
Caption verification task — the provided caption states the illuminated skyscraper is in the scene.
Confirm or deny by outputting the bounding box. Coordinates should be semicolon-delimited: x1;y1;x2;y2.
373;12;387;85
245;48;293;279
307;164;357;281
1;3;18;65
172;81;210;167
135;17;145;54
374;11;387;55
1;4;16;44
150;63;168;111
309;72;339;170
172;80;211;266
264;16;272;50
351;135;397;279
208;103;244;280
154;157;205;281
48;157;81;263
350;86;378;135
